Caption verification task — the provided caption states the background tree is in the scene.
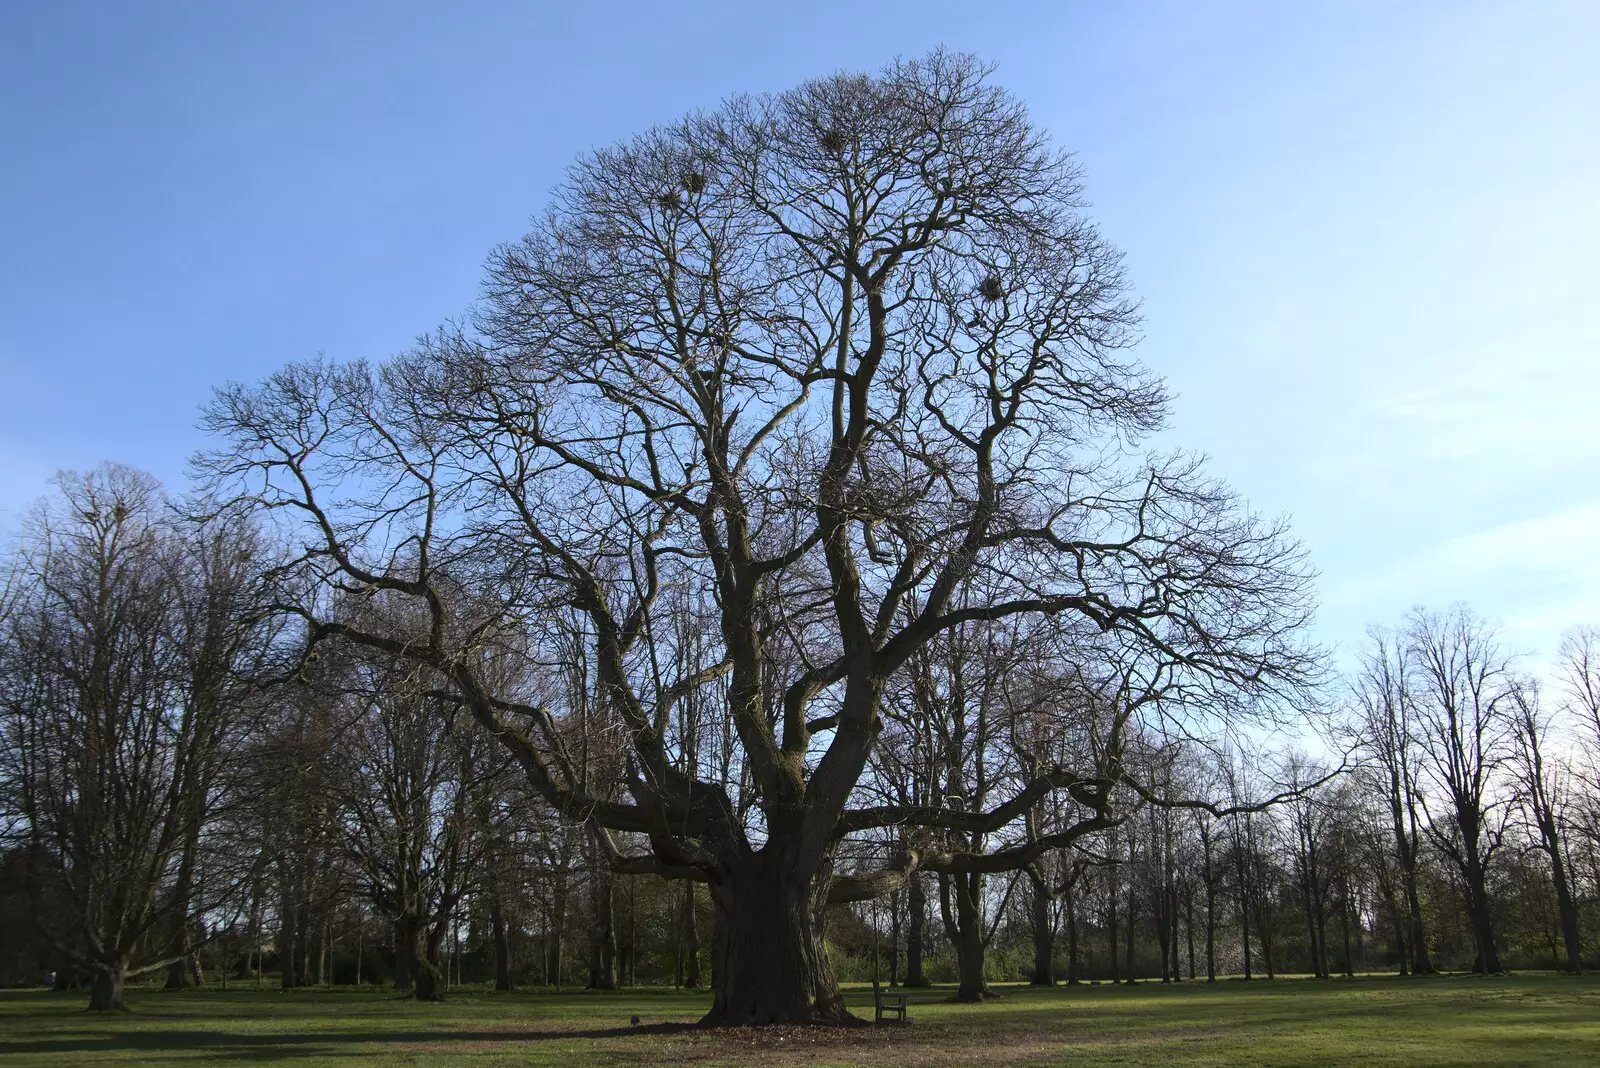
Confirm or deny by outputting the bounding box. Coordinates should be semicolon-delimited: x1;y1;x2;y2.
1408;607;1514;974
1509;682;1581;972
1355;628;1435;974
0;466;273;1009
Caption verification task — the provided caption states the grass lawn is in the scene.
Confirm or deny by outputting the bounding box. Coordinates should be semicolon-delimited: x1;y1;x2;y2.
1;973;1596;1066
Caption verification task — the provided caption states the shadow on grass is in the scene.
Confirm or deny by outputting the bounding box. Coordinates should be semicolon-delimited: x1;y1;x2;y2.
0;1022;698;1061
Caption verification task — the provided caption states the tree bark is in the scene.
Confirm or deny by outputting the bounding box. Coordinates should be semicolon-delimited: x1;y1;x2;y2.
1156;881;1171;983
1302;876;1324;979
280;898;300;990
683;880;702;989
888;890;901;987
1184;883;1196;980
952;872;988;1002
395;914;430;998
1107;871;1121;984
417;921;445;999
1029;870;1054;985
1064;883;1081;984
306;919;324;987
1236;837;1252;980
1388;769;1434;974
392;918;412;991
701;851;852;1026
905;875;928;987
88;961;127;1012
588;871;617;990
1461;838;1502;974
1123;877;1137;983
490;898;513;991
1536;810;1583;973
164;823;204;990
545;874;567;987
1339;891;1355;977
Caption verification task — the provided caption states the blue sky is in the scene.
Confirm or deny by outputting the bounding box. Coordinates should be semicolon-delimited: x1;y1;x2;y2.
2;1;1596;669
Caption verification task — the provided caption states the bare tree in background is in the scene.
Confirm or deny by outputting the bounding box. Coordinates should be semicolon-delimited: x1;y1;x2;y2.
1509;682;1582;972
200;52;1319;1024
0;466;274;1009
327;646;503;1000
1355;628;1434;974
1408;607;1513;974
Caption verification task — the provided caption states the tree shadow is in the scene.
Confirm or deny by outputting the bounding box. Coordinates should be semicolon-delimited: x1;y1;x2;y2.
0;1022;698;1061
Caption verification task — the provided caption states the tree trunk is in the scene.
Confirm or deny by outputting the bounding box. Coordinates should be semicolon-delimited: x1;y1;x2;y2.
1388;891;1409;976
1029;870;1054;985
490;898;513;991
904;875;928;987
626;877;638;986
1316;896;1332;979
1156;882;1171;983
1391;784;1433;974
1339;894;1355;977
1540;814;1583;973
1107;872;1121;984
1205;882;1216;982
164;821;203;990
953;872;988;1002
307;919;324;987
1556;870;1583;974
546;876;567;987
1239;888;1253;980
1403;871;1431;973
1170;884;1181;981
589;873;617;990
412;948;439;1000
165;937;202;990
701;850;851;1026
392;918;412;991
1260;896;1277;979
280;899;300;990
1301;874;1320;978
395;914;429;998
416;922;445;999
1463;847;1502;974
88;961;128;1012
683;880;702;988
1184;884;1196;980
1123;878;1137;983
163;930;198;989
888;890;902;987
1065;883;1081;984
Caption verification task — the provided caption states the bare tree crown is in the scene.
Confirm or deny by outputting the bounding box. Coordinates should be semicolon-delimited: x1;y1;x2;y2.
200;52;1318;894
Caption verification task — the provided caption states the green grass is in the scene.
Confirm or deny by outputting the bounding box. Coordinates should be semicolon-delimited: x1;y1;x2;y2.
2;974;1597;1066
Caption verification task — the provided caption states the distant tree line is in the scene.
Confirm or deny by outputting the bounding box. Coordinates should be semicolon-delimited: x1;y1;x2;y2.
2;465;1597;1010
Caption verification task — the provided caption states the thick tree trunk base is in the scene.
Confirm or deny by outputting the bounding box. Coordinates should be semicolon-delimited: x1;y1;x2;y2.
164;956;201;990
701;852;858;1027
88;968;128;1012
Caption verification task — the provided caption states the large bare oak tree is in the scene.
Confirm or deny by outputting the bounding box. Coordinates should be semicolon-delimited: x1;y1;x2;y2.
201;52;1318;1024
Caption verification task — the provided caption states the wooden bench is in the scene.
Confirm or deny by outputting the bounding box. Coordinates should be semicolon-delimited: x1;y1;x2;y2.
872;982;910;1023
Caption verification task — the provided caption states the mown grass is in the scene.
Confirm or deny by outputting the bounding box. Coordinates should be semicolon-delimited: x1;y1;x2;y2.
2;973;1596;1066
